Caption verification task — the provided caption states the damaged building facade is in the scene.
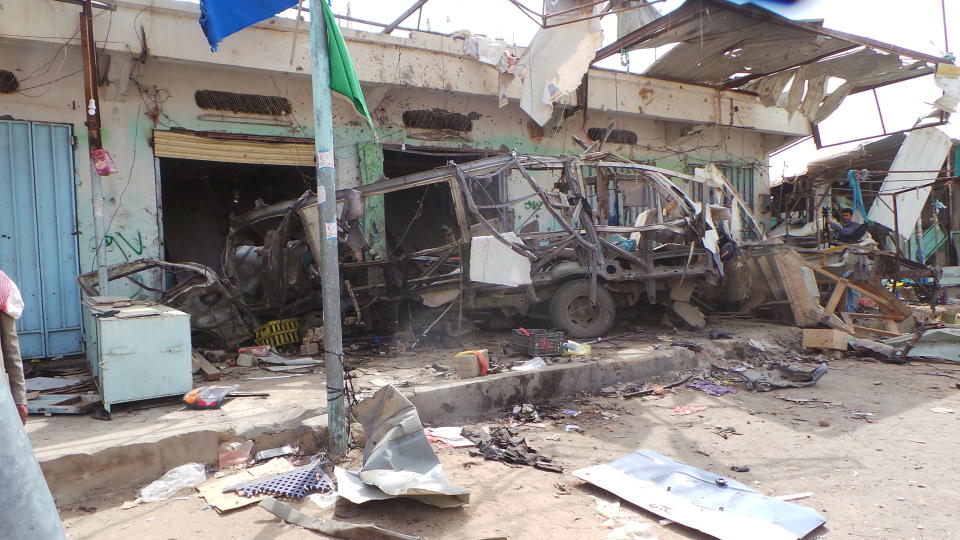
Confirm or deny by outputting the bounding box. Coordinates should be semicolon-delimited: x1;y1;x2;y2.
0;0;945;357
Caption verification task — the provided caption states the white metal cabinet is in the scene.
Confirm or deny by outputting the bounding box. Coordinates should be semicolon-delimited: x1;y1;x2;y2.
84;302;192;412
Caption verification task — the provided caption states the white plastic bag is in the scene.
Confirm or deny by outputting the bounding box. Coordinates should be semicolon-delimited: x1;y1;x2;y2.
512;357;547;371
140;462;206;502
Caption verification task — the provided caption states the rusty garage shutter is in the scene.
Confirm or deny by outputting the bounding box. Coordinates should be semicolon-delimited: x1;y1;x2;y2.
153;129;315;166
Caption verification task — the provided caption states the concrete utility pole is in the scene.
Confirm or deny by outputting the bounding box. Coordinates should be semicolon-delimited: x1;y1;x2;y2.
0;376;66;539
79;0;110;296
309;0;348;457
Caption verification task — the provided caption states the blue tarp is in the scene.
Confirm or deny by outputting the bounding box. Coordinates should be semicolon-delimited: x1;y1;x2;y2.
199;0;297;51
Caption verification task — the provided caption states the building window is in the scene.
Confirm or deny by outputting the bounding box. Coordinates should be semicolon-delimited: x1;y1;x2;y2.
718;165;756;211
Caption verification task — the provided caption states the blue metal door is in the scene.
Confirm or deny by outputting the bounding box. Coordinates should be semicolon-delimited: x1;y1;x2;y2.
0;120;83;359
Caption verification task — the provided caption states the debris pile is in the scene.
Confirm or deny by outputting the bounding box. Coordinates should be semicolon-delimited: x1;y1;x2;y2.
462;426;562;473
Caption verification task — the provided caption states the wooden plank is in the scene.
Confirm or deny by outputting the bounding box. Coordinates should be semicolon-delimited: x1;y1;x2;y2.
851;325;903;338
756;257;785;300
843;312;902;320
804;264;910;317
192;352;222;382
806;309;855;335
884;319;901;333
824;280;848;314
803;329;849;350
771;251;819;327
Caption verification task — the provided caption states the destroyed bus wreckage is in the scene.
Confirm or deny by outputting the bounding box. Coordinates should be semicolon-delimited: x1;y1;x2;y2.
80;153;736;346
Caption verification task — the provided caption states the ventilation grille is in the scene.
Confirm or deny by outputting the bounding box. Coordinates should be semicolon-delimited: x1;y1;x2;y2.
587;127;638;145
195;90;292;116
402;109;479;132
0;70;19;94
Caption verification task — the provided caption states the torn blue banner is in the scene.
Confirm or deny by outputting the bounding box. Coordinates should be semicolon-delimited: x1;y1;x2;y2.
200;0;297;51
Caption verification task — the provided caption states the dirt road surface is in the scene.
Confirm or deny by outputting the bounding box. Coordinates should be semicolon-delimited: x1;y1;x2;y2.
59;327;960;539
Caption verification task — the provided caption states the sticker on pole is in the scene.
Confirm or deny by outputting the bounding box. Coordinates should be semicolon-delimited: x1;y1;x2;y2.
317;150;335;169
317;186;327;206
324;220;338;240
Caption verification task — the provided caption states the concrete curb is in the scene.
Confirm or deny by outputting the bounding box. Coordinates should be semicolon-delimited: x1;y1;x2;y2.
41;411;329;507
41;347;693;506
410;347;696;424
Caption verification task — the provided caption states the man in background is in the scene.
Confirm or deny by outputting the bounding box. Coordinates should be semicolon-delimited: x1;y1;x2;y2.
0;269;27;424
826;207;867;243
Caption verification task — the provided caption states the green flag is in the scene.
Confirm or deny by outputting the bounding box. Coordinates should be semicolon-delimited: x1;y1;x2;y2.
321;1;374;128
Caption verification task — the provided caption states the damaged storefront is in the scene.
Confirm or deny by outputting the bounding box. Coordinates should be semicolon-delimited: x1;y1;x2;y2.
81;151;746;347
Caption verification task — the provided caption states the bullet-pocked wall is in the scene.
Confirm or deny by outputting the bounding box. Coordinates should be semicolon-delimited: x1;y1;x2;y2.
368;85;769;235
0;40;377;297
0;0;799;300
1;37;770;293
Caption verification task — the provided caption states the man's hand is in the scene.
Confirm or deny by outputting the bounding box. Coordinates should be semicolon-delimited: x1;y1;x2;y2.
16;404;27;425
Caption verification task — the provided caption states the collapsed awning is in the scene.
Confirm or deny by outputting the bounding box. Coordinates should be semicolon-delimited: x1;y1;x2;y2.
596;0;947;124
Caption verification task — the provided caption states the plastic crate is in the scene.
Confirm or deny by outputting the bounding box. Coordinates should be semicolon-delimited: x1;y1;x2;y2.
511;329;565;357
255;318;301;347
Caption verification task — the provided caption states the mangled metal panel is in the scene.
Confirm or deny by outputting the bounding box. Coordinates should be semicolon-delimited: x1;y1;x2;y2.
640;8;854;86
574;449;826;540
866;127;951;239
334;385;469;508
596;0;942;125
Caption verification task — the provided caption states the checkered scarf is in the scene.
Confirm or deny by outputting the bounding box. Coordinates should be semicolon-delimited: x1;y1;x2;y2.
0;270;23;319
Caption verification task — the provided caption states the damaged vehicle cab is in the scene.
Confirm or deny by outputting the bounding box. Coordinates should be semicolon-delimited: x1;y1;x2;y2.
223;152;732;340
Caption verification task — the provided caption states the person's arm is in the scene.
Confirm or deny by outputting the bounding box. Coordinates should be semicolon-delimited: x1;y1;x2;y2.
0;313;27;423
839;222;859;237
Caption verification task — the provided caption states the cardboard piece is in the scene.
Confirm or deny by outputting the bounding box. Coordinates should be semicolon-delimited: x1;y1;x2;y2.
197;458;295;512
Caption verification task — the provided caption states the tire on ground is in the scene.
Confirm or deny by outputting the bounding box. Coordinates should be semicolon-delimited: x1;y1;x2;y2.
548;279;615;339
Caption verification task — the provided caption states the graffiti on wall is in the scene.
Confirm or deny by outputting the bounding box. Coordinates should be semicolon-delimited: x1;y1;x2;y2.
90;230;144;260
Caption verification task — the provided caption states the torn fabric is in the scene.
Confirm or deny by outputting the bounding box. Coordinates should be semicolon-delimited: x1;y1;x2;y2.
335;385;469;508
574;449;826;540
515;10;603;125
933;63;960;113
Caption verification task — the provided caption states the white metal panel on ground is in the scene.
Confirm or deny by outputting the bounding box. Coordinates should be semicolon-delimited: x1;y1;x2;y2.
866;127;951;239
153;130;314;166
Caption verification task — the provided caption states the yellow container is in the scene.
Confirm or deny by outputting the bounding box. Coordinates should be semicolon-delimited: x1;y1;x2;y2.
254;318;300;347
453;349;489;378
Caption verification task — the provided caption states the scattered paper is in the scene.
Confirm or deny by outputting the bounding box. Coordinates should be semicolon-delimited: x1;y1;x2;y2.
930;407;955;414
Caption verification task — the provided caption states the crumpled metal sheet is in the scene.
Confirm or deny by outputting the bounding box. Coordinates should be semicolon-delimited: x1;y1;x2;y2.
335;385;470;508
886;328;960;362
712;362;827;391
573;449;826;540
259;497;422;540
